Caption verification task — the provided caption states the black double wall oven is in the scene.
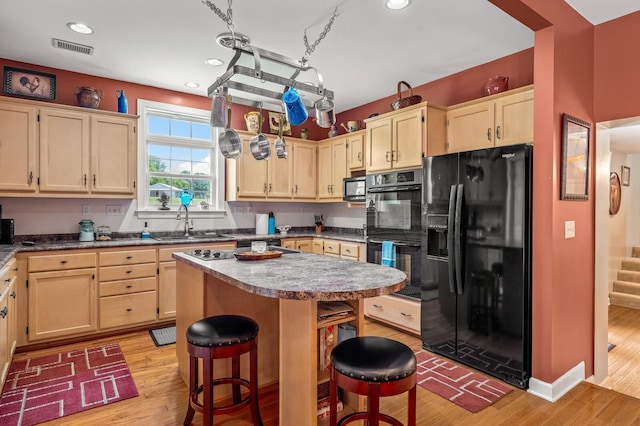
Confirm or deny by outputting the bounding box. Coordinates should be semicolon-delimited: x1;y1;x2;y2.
366;168;422;300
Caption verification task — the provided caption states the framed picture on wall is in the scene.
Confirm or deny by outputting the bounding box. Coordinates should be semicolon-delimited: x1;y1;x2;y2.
2;66;56;100
621;165;631;186
560;113;591;200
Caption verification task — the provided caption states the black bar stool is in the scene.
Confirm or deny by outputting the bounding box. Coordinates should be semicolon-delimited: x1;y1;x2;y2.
183;314;263;426
329;336;417;426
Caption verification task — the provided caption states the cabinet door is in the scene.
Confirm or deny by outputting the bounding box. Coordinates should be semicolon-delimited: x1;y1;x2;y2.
366;118;392;172
282;239;296;249
318;141;333;199
28;268;97;341
292;141;317;199
158;262;177;320
347;132;365;170
0;102;37;193
295;239;313;253
312;240;324;255
446;101;495;153
331;138;347;199
39;108;90;193
90;115;137;195
7;279;17;358
236;135;268;198
494;89;534;146
268;139;293;199
0;294;8;384
393;107;424;170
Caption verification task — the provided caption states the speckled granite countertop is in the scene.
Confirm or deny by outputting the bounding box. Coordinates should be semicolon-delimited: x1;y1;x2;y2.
0;229;366;270
173;250;405;301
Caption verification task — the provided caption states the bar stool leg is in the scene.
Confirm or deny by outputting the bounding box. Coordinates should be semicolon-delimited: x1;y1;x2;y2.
249;340;264;426
232;355;242;404
329;369;338;426
183;354;197;425
408;384;417;426
202;353;213;426
367;383;381;426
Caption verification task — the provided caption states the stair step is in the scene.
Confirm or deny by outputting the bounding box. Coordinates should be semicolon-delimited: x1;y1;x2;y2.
617;270;640;283
621;258;640;272
610;292;640;309
632;247;640;258
613;280;640;295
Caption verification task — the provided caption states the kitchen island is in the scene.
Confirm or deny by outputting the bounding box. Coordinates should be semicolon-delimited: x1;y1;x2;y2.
174;248;406;426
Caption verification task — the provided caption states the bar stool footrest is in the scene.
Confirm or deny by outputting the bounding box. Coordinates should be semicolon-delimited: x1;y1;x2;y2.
189;378;252;415
338;411;404;426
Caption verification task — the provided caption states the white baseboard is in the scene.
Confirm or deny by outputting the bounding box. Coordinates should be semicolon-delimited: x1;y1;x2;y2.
527;361;585;402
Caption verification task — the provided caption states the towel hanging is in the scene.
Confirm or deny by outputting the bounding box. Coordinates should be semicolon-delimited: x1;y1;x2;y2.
381;241;396;267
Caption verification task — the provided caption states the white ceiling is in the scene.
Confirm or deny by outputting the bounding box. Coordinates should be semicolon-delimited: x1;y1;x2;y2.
0;0;639;149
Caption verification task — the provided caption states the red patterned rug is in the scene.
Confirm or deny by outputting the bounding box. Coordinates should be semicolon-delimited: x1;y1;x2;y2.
0;342;138;426
414;350;513;413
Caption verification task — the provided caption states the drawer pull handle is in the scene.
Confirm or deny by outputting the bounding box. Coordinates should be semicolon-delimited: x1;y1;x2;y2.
60;260;68;264
345;249;351;253
126;285;133;288
400;312;413;318
373;304;383;309
12;267;17;272
10;291;16;299
126;308;133;312
0;307;6;318
126;270;132;274
126;256;133;260
4;278;10;283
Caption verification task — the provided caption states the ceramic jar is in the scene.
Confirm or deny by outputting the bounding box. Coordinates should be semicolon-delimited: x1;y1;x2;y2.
483;76;509;96
244;111;264;133
75;87;103;108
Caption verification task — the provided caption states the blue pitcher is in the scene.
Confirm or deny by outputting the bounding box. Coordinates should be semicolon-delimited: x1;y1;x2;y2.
116;89;128;114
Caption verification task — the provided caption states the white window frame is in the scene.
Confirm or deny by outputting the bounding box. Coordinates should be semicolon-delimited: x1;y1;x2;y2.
136;99;225;219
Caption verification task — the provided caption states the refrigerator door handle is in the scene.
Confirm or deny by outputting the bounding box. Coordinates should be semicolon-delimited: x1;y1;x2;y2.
454;183;464;294
446;184;457;294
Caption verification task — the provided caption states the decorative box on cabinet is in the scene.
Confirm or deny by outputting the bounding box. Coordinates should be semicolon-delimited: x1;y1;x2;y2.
445;85;533;154
365;102;446;172
0;96;138;198
27;251;98;341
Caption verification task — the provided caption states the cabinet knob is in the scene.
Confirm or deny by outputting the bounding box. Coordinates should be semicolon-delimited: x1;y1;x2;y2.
126;308;133;312
4;278;10;283
126;285;133;289
60;260;68;264
10;291;16;299
0;307;7;318
126;256;133;260
373;304;383;309
400;312;413;318
126;270;132;274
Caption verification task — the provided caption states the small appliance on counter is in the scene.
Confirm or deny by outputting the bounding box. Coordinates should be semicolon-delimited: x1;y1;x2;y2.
79;219;95;242
0;218;14;244
256;214;268;235
343;176;366;202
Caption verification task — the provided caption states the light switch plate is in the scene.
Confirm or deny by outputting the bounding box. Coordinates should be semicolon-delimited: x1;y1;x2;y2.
565;220;575;239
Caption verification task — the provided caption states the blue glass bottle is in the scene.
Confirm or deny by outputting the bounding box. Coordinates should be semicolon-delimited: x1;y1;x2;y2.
116;89;128;114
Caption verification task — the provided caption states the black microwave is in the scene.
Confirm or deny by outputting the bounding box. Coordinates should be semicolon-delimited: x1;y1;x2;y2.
343;176;366;202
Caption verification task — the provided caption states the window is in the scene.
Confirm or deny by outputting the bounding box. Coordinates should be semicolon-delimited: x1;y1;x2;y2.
137;99;225;217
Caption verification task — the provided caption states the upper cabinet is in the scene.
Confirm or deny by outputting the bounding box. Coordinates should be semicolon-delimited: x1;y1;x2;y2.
226;132;317;201
445;86;533;154
365;103;446;172
0;96;138;198
346;131;365;171
318;137;347;201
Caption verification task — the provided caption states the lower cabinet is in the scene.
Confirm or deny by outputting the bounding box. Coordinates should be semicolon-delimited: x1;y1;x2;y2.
281;238;313;253
314;238;365;262
0;258;17;386
364;295;420;336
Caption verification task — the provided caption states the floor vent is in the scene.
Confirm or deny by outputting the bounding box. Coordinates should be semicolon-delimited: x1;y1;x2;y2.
52;38;94;55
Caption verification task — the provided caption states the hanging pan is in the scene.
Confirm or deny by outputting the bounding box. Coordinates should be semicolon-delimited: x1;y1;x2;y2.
275;113;288;159
249;104;271;160
218;100;242;159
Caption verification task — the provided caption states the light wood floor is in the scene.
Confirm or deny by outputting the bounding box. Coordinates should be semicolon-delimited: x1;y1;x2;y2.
9;305;640;425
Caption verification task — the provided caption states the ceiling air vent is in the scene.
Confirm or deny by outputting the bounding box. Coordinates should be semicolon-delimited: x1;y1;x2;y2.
52;38;94;55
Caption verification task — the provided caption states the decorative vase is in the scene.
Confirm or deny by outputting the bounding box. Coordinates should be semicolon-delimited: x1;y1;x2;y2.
483;76;509;96
116;89;128;113
75;87;103;108
244;111;264;133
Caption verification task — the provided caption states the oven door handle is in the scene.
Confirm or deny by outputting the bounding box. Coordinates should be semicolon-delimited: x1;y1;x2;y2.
366;184;422;193
447;184;457;294
367;239;420;247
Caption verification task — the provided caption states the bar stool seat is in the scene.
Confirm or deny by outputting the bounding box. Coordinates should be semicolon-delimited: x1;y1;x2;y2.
330;336;417;426
183;314;263;426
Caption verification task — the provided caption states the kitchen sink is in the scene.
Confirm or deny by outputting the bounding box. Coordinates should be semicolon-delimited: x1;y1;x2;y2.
153;234;222;241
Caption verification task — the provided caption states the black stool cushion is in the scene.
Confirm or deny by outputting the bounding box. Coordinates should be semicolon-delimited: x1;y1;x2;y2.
186;315;259;347
331;336;416;382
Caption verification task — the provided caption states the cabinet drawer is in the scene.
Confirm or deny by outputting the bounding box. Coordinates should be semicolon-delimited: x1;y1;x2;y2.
0;258;17;287
29;253;96;272
323;241;340;255
100;291;157;329
340;243;360;259
158;243;236;262
99;249;156;266
99;263;156;282
100;277;157;297
364;295;420;335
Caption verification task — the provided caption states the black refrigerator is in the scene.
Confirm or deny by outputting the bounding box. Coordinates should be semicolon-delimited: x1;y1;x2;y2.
421;144;532;389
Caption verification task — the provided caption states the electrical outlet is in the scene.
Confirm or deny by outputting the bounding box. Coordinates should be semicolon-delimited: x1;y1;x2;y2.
106;204;124;216
564;220;575;239
234;206;244;213
246;204;252;213
82;204;90;215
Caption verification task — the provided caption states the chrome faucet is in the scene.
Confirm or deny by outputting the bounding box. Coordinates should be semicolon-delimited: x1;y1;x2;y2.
176;204;193;236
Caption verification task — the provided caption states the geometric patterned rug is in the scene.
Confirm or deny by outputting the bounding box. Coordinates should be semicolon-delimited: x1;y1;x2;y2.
0;343;138;426
414;350;513;413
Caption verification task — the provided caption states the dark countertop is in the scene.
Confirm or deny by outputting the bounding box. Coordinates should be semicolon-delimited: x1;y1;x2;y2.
0;230;366;269
173;250;405;301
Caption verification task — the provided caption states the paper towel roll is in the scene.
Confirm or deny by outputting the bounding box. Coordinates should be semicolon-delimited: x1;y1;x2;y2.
255;214;268;235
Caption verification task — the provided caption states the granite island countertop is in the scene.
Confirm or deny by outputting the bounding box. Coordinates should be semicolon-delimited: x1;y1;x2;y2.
173;250;405;301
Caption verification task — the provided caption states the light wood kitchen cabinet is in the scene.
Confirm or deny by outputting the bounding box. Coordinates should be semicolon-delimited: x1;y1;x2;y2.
98;248;157;329
346;130;365;171
313;238;365;262
0;258;18;386
312;239;324;255
227;132;316;201
27;252;98;341
364;294;420;335
445;85;533;153
365;102;446;172
281;238;313;252
157;242;236;320
0;95;138;198
318;137;347;200
0;101;37;193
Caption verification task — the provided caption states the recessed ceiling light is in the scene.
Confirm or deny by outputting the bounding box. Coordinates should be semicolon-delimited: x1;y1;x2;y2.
67;22;94;35
204;58;225;66
385;0;410;10
185;82;200;88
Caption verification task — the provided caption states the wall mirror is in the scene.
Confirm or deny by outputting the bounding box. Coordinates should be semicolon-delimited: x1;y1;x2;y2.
561;113;591;200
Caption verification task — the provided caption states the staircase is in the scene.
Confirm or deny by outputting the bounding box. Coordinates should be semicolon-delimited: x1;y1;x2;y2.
610;247;640;309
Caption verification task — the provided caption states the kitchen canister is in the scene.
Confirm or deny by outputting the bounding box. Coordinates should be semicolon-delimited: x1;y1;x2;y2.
255;214;268;235
79;219;95;242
